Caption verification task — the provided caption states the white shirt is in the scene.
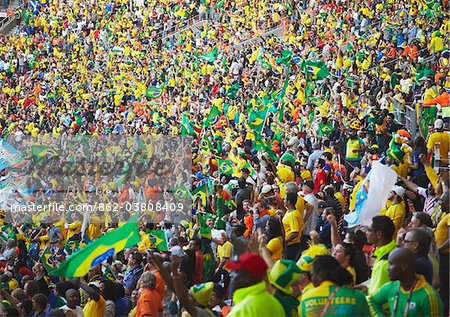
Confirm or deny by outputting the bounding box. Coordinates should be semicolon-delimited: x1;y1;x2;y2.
60;305;84;317
303;193;319;234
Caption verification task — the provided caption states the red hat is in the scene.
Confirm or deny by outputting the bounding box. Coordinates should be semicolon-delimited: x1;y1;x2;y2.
225;253;268;278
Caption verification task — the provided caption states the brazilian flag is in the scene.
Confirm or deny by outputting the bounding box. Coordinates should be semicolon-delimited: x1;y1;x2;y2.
145;84;165;99
200;135;213;151
149;230;169;251
420;106;437;138
198;46;218;63
172;184;191;200
104;264;117;282
224;200;237;211
299;60;330;80
203;106;221;127
51;220;140;277
218;159;233;175
276;50;293;66
40;247;54;273
248;108;267;133
31;145;59;164
191;183;207;205
317;123;334;136
227;83;241;100
181;113;195;136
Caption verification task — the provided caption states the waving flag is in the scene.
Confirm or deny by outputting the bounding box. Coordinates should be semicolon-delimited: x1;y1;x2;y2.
40;247;54;272
51;220;140;277
227;83;241;100
31;145;59;164
145;85;165;99
104;264;117;282
191;183;207;205
198;47;218;63
218;159;233;175
149;230;168;251
344;162;397;227
181;113;195;136
317;123;334;136
299;60;330;80
200;135;213;151
203;106;220;127
248;108;267;133
276;50;293;66
172;184;191;200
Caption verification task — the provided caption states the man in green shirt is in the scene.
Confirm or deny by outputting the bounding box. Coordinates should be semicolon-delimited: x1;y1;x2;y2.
369;248;443;316
355;215;396;297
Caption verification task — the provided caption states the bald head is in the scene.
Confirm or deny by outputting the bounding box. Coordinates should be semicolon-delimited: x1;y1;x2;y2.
388;248;416;282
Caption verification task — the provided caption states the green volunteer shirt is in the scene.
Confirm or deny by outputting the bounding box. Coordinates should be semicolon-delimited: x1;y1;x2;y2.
368;240;396;297
228;281;285;317
299;281;370;317
369;275;443;317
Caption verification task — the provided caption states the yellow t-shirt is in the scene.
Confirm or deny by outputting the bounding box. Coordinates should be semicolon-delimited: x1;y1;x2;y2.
83;295;106;317
380;201;405;236
283;209;302;246
346;138;364;160
427;131;450;159
301;170;312;181
435;213;450;253
266;236;283;262
346;266;357;286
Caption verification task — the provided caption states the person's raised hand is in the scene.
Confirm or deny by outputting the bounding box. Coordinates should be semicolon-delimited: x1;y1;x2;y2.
419;154;430;167
326;213;336;224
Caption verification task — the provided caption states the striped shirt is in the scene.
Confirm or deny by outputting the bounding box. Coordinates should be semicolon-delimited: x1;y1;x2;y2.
369;275;443;317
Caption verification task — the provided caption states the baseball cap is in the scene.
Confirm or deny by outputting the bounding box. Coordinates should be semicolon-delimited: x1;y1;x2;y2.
225;253;268;278
434;119;444;130
392;185;405;198
261;184;274;194
318;201;328;208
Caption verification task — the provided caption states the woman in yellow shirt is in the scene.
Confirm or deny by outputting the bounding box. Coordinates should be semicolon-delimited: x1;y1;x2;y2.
265;217;284;262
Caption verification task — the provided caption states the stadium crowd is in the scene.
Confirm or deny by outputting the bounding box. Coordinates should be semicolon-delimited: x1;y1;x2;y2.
0;0;450;315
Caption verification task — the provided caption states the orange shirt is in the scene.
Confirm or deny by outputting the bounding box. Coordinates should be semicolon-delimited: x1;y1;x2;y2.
136;289;163;317
152;270;165;300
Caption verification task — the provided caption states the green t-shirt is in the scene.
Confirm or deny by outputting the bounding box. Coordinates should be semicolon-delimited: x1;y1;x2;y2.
369;275;443;317
367;240;396;297
299;281;370;317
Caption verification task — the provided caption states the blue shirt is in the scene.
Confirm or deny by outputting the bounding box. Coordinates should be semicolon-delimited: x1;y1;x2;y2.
123;266;143;291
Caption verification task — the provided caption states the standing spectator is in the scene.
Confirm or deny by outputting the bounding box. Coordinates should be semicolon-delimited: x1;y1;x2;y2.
226;253;284;317
356;216;396;297
189;237;204;285
123;251;144;295
369;248;443;316
135;272;163;317
32;294;48;317
60;289;84;317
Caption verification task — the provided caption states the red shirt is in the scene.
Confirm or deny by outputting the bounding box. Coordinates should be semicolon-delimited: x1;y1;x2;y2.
314;169;327;193
193;250;204;285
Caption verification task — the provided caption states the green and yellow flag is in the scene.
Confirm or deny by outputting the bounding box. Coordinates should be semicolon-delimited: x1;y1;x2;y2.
191;183;207;205
198;46;218;63
299;60;330;80
40;247;54;273
51;220;140;277
31;145;59;164
145;84;165;99
218;159;233;175
317;123;334;136
181;113;195;136
248;108;267;133
200;135;213;151
172;184;191;200
203;106;221;127
149;230;169;251
104;264;117;282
